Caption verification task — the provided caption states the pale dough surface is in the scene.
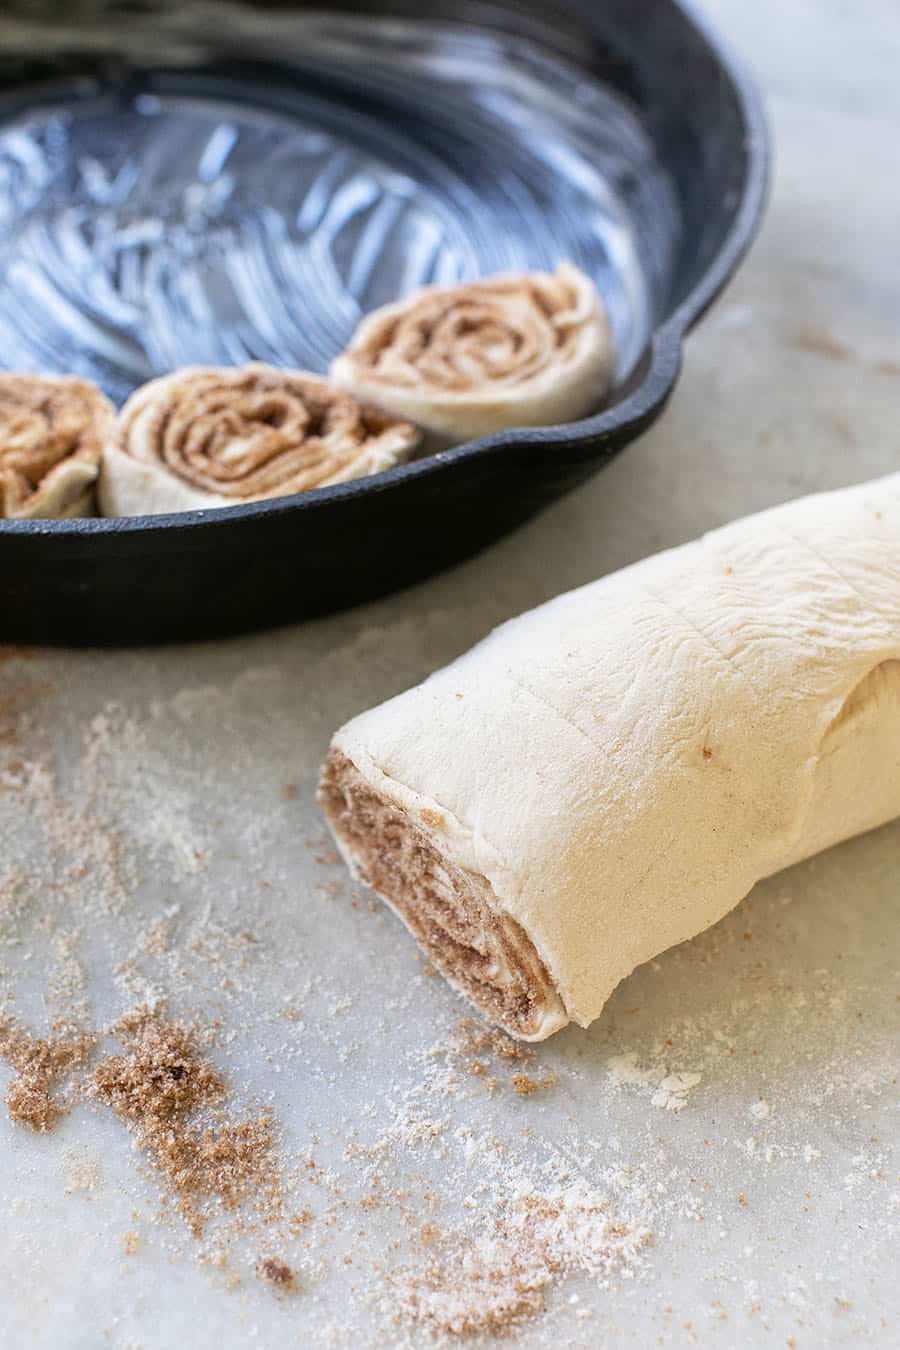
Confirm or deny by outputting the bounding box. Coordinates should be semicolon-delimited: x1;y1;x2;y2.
332;473;900;1032
99;444;228;516
20;465;99;519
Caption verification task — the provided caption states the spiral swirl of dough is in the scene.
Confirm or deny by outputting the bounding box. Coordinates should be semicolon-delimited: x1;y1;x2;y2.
331;263;613;441
99;365;421;516
0;375;113;519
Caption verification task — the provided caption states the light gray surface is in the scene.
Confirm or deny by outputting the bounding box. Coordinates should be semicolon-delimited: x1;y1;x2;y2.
1;1;899;1346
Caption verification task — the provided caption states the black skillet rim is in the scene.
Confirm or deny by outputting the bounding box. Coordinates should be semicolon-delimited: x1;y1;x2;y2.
0;0;770;544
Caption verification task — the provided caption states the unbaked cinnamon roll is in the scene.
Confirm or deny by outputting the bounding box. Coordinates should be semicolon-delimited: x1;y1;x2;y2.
98;364;421;517
330;263;614;442
0;375;113;519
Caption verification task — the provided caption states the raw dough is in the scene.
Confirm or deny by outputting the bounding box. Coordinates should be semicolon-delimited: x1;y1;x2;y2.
320;473;900;1039
330;263;614;442
99;364;421;517
0;374;113;519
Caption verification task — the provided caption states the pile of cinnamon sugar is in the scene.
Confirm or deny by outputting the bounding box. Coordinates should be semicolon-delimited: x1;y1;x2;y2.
0;1018;94;1131
91;1006;281;1238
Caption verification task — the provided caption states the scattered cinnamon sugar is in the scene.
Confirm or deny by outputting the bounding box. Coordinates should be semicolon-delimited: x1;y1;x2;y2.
0;1017;94;1131
456;1017;533;1065
511;1071;558;1097
256;1256;298;1292
451;1016;554;1098
397;1249;545;1337
389;1182;650;1338
91;1006;281;1238
467;1059;497;1092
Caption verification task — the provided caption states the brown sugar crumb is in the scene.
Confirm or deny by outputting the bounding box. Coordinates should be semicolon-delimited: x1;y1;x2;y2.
91;1006;281;1237
280;783;299;801
452;1017;560;1097
256;1257;298;1292
419;808;445;830
737;1193;748;1208
511;1072;558;1098
123;1231;140;1255
0;1017;94;1131
467;1059;497;1092
456;1017;533;1065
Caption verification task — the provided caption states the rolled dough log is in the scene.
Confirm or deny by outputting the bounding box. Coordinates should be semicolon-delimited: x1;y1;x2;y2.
320;473;900;1039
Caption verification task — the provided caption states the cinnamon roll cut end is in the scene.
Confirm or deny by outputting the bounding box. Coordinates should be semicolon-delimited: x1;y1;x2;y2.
318;748;569;1041
99;365;422;517
0;374;113;519
330;262;614;442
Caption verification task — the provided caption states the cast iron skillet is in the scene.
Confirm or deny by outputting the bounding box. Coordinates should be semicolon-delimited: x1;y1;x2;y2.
0;0;769;644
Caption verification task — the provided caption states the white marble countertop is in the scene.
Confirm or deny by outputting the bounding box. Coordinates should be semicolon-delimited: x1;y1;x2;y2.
1;2;898;1346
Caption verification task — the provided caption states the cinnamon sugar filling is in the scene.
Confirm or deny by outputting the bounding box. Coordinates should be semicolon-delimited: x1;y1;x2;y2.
319;750;566;1040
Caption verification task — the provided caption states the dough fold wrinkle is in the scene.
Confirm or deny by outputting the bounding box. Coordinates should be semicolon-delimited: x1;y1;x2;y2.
319;474;900;1039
